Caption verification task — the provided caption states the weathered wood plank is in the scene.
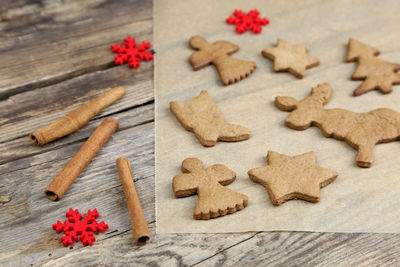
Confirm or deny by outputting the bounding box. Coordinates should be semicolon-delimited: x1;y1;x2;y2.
0;120;154;228
193;232;400;267
28;230;400;267
0;118;154;266
0;103;153;174
0;0;152;99
0;63;153;164
39;226;256;267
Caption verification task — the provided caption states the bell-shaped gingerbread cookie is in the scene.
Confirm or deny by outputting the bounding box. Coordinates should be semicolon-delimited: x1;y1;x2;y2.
189;35;256;85
170;90;251;147
173;158;248;220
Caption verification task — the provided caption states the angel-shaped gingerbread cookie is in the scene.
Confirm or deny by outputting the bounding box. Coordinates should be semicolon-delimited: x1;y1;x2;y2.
189;35;256;85
170;90;251;147
173;158;248;220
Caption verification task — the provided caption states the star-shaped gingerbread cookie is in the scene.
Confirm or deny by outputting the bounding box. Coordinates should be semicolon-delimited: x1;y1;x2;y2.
248;151;338;206
261;39;320;78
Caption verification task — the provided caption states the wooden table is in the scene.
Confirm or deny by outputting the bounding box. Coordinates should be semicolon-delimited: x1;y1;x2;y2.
0;1;399;266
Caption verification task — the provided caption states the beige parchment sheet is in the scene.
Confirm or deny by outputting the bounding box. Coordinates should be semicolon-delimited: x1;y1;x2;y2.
155;0;400;234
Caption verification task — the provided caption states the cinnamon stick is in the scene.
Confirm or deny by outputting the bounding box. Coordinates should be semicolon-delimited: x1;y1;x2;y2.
45;117;119;201
30;86;125;145
116;158;150;245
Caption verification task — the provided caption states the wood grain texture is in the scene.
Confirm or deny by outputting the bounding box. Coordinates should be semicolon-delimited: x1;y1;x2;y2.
0;64;153;164
0;0;152;99
1;0;400;266
38;231;400;267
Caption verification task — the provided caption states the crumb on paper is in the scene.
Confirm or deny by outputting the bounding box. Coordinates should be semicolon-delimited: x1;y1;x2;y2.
0;195;11;203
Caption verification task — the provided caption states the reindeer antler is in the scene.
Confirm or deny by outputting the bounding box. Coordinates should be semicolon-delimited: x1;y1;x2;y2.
310;83;333;104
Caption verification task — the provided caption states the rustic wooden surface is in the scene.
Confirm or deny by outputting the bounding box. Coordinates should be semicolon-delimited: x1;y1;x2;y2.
0;0;399;266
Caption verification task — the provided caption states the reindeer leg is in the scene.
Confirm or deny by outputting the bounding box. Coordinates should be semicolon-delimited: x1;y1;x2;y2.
356;144;374;168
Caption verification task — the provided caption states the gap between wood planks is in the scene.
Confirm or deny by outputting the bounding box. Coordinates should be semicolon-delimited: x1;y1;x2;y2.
0;102;154;169
0;0;153;99
0;27;153;101
189;232;262;267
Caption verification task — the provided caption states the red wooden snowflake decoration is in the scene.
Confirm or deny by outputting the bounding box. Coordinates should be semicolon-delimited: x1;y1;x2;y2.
52;208;109;247
110;36;154;68
226;9;269;34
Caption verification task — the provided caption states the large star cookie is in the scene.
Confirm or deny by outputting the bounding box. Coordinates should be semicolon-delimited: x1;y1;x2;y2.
261;39;319;78
248;151;338;205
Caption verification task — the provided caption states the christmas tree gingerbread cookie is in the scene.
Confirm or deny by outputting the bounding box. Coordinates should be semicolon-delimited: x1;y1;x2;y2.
248;151;338;205
346;38;400;96
170;90;251;147
189;35;256;85
275;83;400;167
173;158;248;220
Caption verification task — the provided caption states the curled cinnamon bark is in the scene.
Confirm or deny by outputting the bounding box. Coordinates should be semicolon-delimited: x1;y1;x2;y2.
45;117;119;201
116;158;150;245
30;86;125;145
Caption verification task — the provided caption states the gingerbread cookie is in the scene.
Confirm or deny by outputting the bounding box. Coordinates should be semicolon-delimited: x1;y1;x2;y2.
189;35;256;85
173;158;248;220
248;151;338;205
275;83;400;167
346;38;400;96
170;90;251;147
261;39;319;78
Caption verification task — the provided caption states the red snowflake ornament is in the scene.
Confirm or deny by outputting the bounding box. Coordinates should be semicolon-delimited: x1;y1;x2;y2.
52;208;108;247
226;9;269;34
110;36;154;69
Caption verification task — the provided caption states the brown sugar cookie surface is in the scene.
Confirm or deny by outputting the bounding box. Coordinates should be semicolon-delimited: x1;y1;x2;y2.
346;38;400;96
261;39;319;79
189;35;256;85
248;151;338;206
173;158;248;220
170;90;251;147
275;83;400;167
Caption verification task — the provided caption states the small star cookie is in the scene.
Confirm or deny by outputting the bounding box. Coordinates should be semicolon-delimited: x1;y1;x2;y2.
248;151;338;206
261;39;320;78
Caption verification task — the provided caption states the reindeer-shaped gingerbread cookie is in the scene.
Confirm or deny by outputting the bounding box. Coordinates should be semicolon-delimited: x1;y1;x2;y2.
189;35;256;85
275;83;400;167
173;158;248;220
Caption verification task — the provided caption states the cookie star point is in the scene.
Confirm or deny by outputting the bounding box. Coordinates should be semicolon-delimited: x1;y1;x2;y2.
248;151;338;206
262;39;320;79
